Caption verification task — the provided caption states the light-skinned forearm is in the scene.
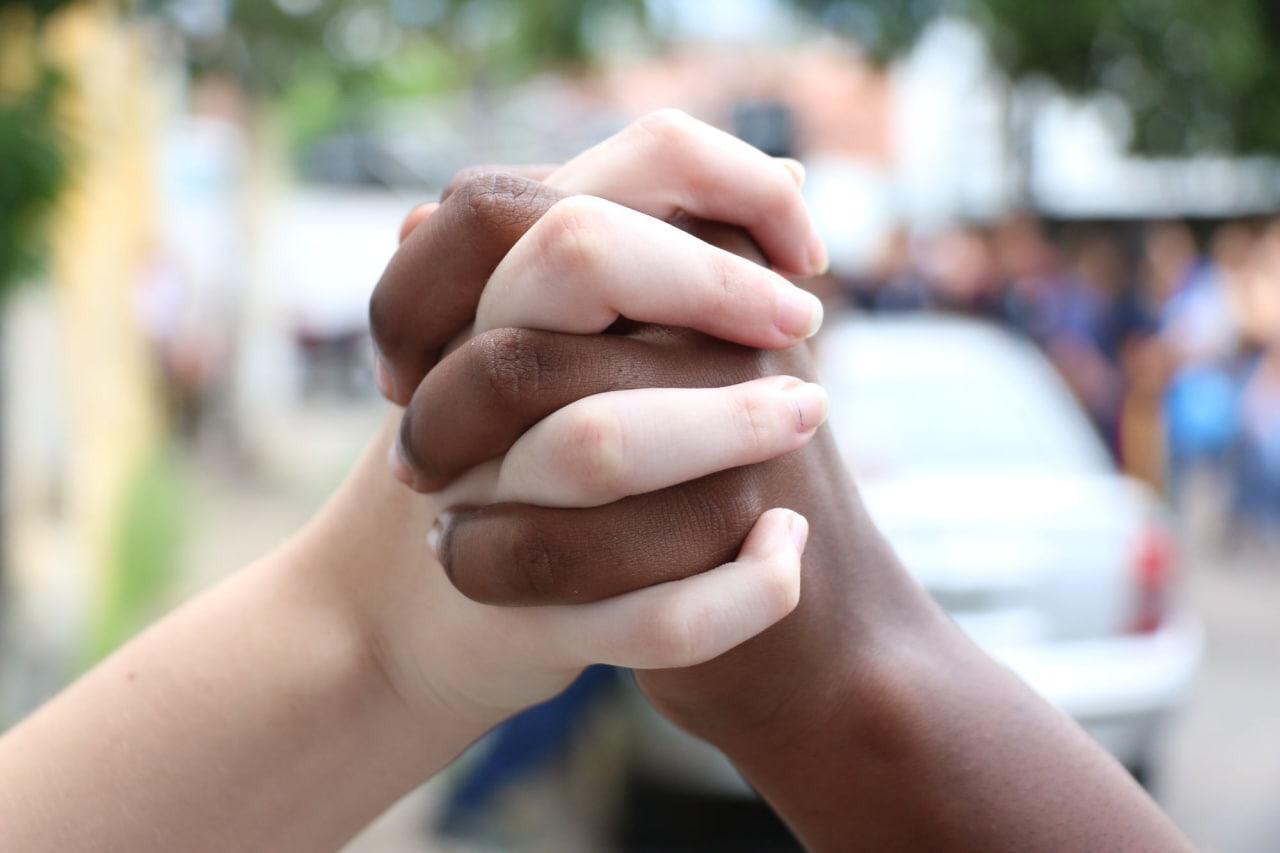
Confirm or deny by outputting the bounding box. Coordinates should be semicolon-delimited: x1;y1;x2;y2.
0;419;492;851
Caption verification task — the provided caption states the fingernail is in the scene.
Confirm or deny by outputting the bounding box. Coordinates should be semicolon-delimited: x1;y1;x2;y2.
428;511;453;560
374;356;394;399
775;285;824;340
807;229;829;275
778;157;806;187
788;511;809;553
387;436;413;486
785;382;828;432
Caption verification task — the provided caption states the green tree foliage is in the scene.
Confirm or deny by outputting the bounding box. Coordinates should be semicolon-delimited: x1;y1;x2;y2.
181;0;646;96
792;0;958;62
0;0;75;294
169;0;646;150
494;0;648;69
0;66;67;294
0;0;68;16
984;0;1280;155
794;0;1280;157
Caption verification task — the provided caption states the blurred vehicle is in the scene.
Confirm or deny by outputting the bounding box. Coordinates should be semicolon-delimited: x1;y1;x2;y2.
624;314;1203;810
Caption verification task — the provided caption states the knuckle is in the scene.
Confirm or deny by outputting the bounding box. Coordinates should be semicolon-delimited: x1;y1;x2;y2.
508;520;558;601
555;403;627;498
452;170;541;228
732;388;775;455
632;107;697;149
442;165;489;198
707;253;746;311
643;595;705;668
451;171;503;219
537;196;608;275
474;328;542;405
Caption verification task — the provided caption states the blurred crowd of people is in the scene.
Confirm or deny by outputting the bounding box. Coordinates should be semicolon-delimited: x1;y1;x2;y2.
840;214;1280;539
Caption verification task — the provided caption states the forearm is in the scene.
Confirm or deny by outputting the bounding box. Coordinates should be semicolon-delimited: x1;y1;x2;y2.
686;483;1190;851
0;418;490;851
728;624;1190;850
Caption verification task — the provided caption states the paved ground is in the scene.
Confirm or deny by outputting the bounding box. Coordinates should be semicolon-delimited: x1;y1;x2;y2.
1158;547;1280;853
175;401;1280;852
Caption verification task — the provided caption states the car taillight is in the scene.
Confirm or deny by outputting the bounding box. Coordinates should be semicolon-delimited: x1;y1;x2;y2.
1130;523;1176;634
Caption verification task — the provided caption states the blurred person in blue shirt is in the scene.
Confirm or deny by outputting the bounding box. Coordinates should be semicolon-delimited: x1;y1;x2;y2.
1236;347;1280;535
997;218;1134;448
1155;223;1249;499
1228;219;1280;536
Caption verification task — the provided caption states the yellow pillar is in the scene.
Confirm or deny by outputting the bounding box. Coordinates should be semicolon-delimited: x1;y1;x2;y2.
42;3;165;660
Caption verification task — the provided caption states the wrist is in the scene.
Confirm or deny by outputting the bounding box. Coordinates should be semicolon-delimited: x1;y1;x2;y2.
640;479;948;749
686;592;966;813
284;413;496;769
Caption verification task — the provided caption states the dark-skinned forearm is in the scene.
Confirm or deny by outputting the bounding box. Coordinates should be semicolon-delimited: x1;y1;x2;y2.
650;471;1191;852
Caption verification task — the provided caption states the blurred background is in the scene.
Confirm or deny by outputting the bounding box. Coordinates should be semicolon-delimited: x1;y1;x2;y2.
1;0;1278;850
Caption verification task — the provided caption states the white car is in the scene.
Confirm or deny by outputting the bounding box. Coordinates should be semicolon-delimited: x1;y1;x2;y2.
626;314;1202;792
